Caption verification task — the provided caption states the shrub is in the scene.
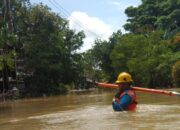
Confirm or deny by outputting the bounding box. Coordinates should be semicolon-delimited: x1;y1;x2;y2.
172;61;180;87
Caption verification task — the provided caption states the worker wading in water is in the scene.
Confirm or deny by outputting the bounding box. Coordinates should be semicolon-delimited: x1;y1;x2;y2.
112;72;137;111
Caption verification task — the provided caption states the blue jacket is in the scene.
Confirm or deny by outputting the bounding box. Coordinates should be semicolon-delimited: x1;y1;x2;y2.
112;90;133;111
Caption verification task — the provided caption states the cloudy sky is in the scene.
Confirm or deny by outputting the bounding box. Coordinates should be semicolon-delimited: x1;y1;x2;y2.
30;0;141;52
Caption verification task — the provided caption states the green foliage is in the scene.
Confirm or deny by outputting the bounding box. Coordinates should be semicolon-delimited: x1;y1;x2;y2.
91;30;179;87
89;30;122;82
124;0;180;33
0;2;85;96
0;0;87;96
125;32;176;87
172;61;180;87
87;0;180;88
0;54;16;73
16;4;85;96
1;0;180;96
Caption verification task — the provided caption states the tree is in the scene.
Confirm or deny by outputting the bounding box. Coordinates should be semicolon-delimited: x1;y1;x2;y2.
0;0;29;91
15;4;85;96
91;30;122;82
172;61;180;87
110;31;177;87
124;0;180;33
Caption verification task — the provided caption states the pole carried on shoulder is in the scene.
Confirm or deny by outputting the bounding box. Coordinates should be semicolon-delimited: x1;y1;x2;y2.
96;82;180;97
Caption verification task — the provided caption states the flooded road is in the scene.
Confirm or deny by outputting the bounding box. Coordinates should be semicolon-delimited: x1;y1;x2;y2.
0;90;180;130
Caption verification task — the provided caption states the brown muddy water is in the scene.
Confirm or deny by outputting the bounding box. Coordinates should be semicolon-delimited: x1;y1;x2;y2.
0;89;180;130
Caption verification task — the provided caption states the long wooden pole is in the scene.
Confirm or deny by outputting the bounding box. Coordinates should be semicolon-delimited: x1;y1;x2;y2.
96;82;180;96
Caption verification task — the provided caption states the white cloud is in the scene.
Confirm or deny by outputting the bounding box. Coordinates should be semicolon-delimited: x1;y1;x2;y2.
110;1;121;6
68;11;113;52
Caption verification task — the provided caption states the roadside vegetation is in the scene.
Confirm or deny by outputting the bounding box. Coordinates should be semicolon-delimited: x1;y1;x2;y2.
0;0;179;98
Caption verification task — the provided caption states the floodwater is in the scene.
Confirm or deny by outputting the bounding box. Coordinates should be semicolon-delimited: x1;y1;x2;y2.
0;89;180;130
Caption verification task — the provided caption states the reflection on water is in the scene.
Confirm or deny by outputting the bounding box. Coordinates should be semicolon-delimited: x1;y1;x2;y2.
0;90;180;130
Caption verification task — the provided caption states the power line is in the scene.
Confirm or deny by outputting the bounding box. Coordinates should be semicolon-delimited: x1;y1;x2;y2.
48;0;101;38
52;0;100;37
48;0;69;18
52;0;115;39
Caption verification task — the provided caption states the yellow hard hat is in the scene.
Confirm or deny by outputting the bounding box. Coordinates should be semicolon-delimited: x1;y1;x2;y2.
116;72;133;83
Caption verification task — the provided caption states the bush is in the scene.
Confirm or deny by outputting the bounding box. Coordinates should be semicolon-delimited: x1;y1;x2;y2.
57;83;68;94
172;61;180;87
